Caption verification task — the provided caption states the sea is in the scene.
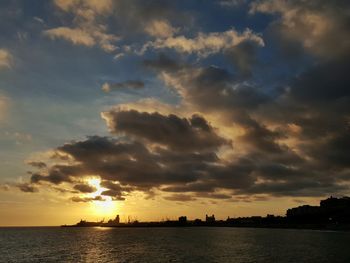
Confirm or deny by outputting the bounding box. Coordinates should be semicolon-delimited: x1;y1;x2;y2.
0;227;350;263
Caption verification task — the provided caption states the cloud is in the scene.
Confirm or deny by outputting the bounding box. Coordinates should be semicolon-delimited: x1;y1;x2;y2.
71;195;105;202
226;40;259;77
250;0;350;58
101;80;145;93
290;55;350;102
0;183;38;193
73;183;97;193
102;109;229;152
27;161;47;169
0;49;12;69
145;19;179;38
48;0;188;53
46;0;119;52
30;165;80;185
144;28;264;57
17;1;350;202
43;27;119;52
54;0;113;14
17;183;38;193
24;50;350;200
142;53;350;197
196;192;232;199
99;181;133;200
26;135;254;199
44;27;96;47
164;194;196;202
158;64;270;112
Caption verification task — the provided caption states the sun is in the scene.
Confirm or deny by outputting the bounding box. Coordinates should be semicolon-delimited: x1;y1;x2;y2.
92;197;117;219
87;178;102;193
86;178;118;219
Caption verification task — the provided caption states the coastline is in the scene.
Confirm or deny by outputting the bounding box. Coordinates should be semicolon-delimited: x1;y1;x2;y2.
61;222;350;231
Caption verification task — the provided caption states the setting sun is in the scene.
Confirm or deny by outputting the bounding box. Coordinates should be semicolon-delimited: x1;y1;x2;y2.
87;178;103;194
86;178;118;218
91;197;117;219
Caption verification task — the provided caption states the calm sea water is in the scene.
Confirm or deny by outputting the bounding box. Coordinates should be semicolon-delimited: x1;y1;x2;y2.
0;227;350;263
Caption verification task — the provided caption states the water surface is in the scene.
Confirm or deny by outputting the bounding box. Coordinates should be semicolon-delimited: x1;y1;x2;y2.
1;227;349;262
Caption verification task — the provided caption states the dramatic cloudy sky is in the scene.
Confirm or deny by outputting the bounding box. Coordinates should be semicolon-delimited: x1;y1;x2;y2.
0;0;349;226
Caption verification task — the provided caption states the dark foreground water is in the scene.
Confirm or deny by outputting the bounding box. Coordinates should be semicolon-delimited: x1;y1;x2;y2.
1;227;350;263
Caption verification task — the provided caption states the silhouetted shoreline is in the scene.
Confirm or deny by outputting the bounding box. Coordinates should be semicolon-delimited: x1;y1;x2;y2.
61;196;350;231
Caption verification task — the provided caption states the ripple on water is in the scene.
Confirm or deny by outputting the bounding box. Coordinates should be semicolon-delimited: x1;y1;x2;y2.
0;227;350;263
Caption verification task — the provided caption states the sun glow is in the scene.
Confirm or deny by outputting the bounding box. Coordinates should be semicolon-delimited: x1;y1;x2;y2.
91;197;117;218
86;178;118;218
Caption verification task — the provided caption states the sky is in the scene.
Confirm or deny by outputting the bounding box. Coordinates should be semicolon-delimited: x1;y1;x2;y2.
0;0;349;226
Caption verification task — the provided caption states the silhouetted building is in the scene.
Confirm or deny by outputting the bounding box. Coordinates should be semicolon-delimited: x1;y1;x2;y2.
286;196;350;223
287;205;320;218
320;196;350;223
107;214;120;225
178;216;187;223
76;219;102;227
62;196;350;229
206;214;215;223
193;218;202;225
320;196;350;210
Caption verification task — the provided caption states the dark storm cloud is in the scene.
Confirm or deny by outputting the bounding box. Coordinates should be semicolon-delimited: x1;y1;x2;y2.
154;61;284;158
196;192;232;200
305;131;350;170
207;159;256;190
104;110;229;152
290;56;350;102
164;194;196;202
144;54;268;110
73;183;96;193
140;42;350;197
30;165;81;185
236;114;285;154
161;158;257;194
256;58;350;174
165;192;233;202
226;40;259;77
100;180;132;200
162;182;216;193
27;136;217;194
153;61;290;157
176;66;270;112
71;195;105;202
256;163;305;180
27;135;259;199
239;180;349;197
17;183;38;193
143;55;271;112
